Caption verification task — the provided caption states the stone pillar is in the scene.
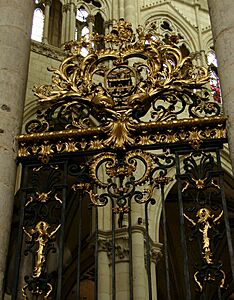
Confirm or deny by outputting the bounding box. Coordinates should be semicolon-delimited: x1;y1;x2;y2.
69;2;77;41
66;4;71;42
61;3;71;43
104;20;112;35
208;0;234;173
124;0;137;30
132;227;147;300
0;0;34;296
87;15;95;35
194;0;206;66
61;4;67;44
119;0;124;20
98;240;111;300
42;0;51;44
112;0;119;22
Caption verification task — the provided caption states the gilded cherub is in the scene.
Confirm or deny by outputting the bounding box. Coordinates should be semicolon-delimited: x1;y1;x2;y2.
24;221;60;278
184;208;224;292
184;208;223;264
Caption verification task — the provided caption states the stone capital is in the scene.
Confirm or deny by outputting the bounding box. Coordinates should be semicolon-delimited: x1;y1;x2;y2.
63;3;71;13
44;0;52;6
150;243;163;264
104;20;113;28
87;14;95;24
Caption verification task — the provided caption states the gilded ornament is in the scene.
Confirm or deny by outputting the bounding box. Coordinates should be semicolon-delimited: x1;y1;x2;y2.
23;221;60;278
184;208;225;291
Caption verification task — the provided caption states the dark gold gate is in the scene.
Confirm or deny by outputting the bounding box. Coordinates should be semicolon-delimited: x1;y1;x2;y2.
5;20;234;299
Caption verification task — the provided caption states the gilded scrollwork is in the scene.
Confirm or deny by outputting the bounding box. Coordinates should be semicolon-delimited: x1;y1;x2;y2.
18;20;224;153
14;18;230;299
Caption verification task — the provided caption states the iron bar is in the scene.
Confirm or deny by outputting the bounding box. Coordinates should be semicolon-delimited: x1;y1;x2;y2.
160;183;171;300
56;162;68;300
218;287;222;300
175;152;192;300
128;198;134;300
111;202;116;300
75;191;83;299
145;200;153;300
94;206;99;300
216;149;234;278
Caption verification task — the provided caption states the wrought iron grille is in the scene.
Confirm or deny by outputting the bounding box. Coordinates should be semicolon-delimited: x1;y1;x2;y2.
4;20;234;300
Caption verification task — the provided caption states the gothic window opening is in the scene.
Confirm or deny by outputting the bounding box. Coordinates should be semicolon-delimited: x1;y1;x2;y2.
161;21;173;32
83;0;102;8
31;6;45;42
179;43;190;58
75;7;89;56
207;49;222;103
94;12;104;35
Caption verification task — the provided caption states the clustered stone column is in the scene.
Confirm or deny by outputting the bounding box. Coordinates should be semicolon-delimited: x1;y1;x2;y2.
208;0;234;174
61;3;71;44
70;2;77;41
0;0;34;296
42;0;52;44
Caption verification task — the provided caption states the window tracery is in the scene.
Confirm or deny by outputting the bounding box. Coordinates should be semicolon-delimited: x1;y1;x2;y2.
75;7;90;56
145;18;190;57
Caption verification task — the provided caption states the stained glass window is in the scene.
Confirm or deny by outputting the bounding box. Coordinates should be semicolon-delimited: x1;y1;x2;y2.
207;50;222;103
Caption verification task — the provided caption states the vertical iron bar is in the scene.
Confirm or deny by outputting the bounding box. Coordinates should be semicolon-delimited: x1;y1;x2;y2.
12;165;28;300
56;162;67;300
160;183;171;300
175;152;192;300
217;287;222;300
112;204;116;300
216;149;234;278
145;201;152;300
128;199;134;300
94;206;99;300
76;191;83;299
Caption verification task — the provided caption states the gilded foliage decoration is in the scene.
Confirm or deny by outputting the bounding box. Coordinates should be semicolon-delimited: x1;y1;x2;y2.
22;19;223;151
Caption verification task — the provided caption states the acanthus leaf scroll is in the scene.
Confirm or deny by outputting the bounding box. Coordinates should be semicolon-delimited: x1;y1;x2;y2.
26;20;221;151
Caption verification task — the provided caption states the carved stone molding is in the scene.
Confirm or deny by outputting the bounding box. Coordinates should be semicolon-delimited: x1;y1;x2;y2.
97;230;130;262
31;41;66;61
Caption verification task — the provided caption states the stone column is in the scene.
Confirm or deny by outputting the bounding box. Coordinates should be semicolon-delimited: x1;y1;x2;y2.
69;2;77;41
66;4;71;42
42;0;51;44
0;0;34;296
112;0;119;22
87;15;95;35
132;227;147;300
98;240;111;300
61;4;68;44
194;0;206;66
124;0;137;30
104;20;112;35
119;0;124;20
208;0;234;173
62;3;71;43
